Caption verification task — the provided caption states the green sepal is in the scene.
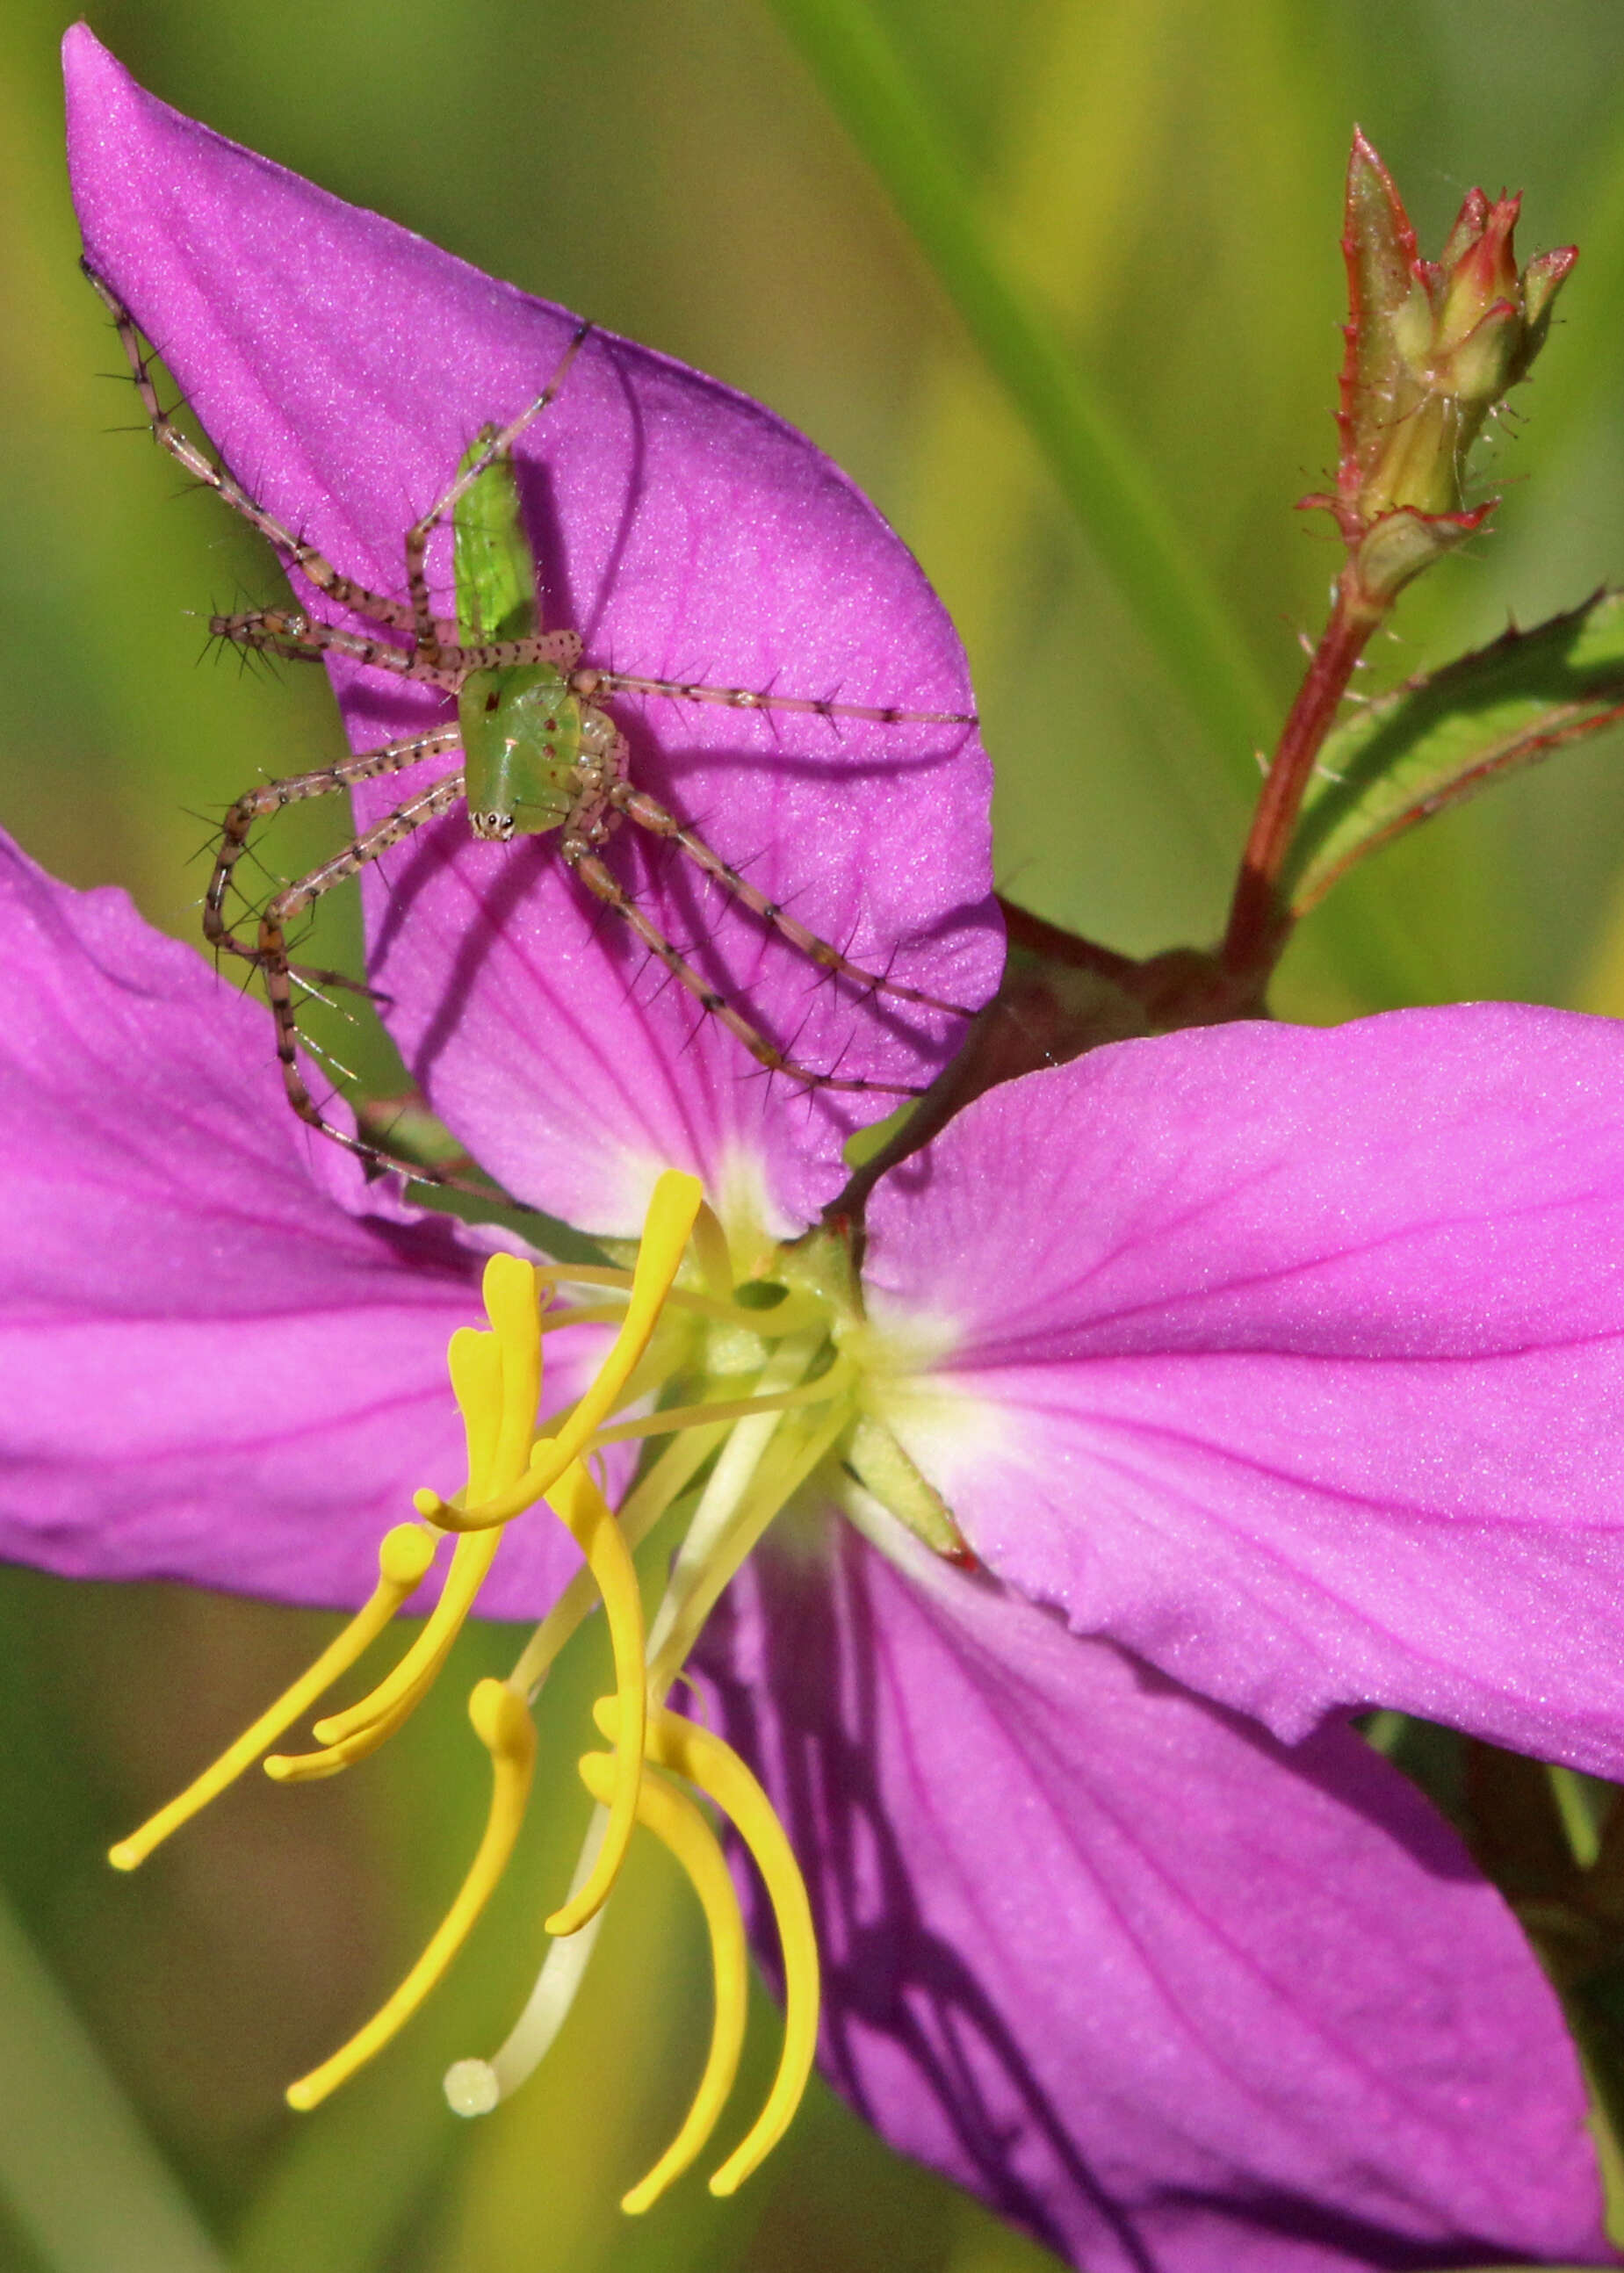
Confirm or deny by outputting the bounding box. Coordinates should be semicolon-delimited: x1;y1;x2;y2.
841;1413;970;1560
1281;590;1624;916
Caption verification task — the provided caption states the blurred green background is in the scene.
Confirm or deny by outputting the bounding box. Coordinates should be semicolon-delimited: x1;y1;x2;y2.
6;3;1624;2268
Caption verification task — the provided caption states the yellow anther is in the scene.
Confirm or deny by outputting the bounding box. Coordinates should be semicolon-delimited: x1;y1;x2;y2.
422;1172;703;1534
480;1252;544;1485
576;1752;747;2214
267;1529;501;1777
286;1678;537;2112
449;1325;502;1502
108;1524;439;1873
430;1253;541;1513
595;1699;820;2196
540;1465;647;1936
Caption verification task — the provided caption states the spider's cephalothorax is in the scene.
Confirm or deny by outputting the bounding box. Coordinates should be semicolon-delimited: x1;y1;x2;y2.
87;268;979;1189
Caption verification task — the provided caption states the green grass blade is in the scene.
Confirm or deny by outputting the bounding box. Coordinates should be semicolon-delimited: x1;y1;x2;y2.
766;0;1275;775
0;1891;227;2273
1283;590;1624;915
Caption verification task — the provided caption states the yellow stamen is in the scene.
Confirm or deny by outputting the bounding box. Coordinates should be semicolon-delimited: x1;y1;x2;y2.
266;1530;501;1779
107;1523;439;1871
588;1357;855;1449
532;1260;825;1343
537;1301;629;1332
507;1423;731;1704
279;1253;540;1776
482;1251;545;1482
444;1808;613;2117
596;1699;819;2197
450;1323;504;1499
536;1463;646;1937
646;1385;852;1701
575;1752;747;2215
285;1678;536;2111
535;1262;635;1292
421;1172;702;1533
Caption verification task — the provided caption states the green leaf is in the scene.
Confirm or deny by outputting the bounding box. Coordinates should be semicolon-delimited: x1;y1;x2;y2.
1282;589;1624;916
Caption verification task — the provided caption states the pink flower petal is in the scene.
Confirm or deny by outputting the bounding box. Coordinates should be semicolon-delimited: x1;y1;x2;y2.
699;1527;1606;2273
65;27;1000;1236
0;831;589;1614
865;1006;1624;1770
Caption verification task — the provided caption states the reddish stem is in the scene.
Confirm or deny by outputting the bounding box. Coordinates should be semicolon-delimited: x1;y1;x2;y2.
1220;570;1382;981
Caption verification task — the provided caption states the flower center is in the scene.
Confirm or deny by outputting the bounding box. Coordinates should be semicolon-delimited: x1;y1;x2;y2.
106;1168;949;2212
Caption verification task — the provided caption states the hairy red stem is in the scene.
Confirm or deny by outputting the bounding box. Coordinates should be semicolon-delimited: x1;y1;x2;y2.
1221;571;1382;981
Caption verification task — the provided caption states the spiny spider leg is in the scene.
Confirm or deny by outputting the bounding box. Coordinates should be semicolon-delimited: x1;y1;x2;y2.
213;600;977;735
91;259;978;736
256;769;468;1161
608;781;971;1016
208;603;980;805
401;323;592;660
578;668;975;730
236;723;928;1112
541;720;924;1095
567;852;921;1098
84;263;417;637
205;726;462;961
210;752;531;1206
210;604;582;691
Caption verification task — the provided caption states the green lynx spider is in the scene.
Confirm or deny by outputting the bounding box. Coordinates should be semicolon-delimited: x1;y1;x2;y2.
88;266;977;1179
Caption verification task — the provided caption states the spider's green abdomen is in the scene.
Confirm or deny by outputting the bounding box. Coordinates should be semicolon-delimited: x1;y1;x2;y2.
460;664;582;840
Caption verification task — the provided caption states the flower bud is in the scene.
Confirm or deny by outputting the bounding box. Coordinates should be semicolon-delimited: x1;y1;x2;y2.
1306;129;1576;604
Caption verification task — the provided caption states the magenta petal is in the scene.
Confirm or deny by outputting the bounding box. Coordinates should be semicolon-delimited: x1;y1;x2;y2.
64;28;1000;1237
0;833;585;1613
864;1005;1624;1772
699;1531;1607;2273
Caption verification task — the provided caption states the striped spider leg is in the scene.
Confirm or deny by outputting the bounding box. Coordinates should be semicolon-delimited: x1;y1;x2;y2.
91;267;978;1180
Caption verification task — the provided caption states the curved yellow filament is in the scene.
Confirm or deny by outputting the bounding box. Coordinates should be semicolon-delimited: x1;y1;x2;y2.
281;1252;540;1777
575;1752;747;2214
595;1699;820;2197
422;1172;702;1534
111;1178;835;2193
266;1530;501;1779
538;1465;646;1937
108;1524;439;1871
507;1424;729;1705
285;1678;537;2112
588;1356;855;1449
532;1260;825;1344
